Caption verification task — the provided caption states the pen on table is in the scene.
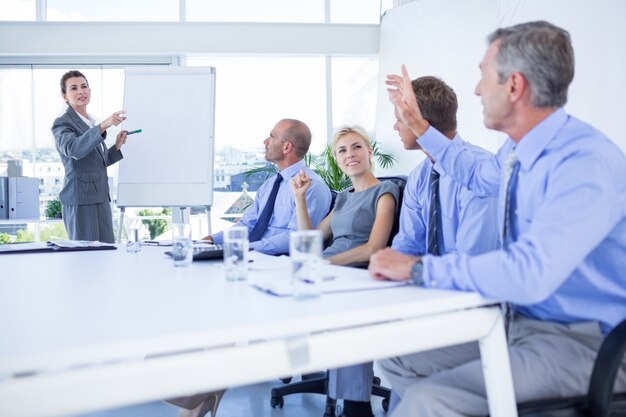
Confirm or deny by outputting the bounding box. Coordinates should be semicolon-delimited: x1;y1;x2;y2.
127;129;142;135
301;276;336;284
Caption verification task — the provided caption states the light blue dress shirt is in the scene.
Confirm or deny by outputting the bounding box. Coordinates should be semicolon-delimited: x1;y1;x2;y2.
391;134;498;256
213;159;332;255
418;108;626;333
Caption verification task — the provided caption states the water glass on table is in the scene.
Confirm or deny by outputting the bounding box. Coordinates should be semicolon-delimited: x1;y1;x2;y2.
171;223;193;267
290;230;323;300
125;220;142;253
223;226;249;281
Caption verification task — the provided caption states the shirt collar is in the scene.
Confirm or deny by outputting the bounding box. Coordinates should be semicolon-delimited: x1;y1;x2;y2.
514;108;568;170
278;159;307;180
75;111;96;128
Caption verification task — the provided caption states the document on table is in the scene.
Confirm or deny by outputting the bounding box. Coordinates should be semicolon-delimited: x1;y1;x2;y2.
0;240;116;254
249;253;409;296
48;240;116;249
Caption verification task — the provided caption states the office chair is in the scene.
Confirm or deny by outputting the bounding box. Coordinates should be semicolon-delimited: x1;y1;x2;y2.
489;318;626;417
270;176;407;416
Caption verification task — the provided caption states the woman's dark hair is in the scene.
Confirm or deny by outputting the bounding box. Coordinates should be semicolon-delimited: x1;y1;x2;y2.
60;70;88;94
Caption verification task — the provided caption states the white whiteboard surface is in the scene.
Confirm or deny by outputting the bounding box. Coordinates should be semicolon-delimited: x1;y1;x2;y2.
117;66;215;207
375;0;626;176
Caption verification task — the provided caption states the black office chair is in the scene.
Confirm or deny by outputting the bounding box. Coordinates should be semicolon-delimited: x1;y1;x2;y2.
270;176;407;416
375;176;407;246
271;373;389;416
489;318;626;417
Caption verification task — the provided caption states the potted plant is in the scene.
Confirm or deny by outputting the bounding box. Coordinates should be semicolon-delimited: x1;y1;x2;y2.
45;198;63;219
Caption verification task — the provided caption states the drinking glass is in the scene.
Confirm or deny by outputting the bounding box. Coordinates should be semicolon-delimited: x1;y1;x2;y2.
171;223;193;267
223;226;249;281
290;230;323;300
125;219;142;253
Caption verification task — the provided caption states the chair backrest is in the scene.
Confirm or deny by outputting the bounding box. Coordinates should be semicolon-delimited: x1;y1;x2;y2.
587;318;626;417
327;189;338;216
377;175;407;246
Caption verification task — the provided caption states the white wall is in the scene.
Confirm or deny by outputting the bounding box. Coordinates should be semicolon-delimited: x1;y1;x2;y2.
375;0;626;175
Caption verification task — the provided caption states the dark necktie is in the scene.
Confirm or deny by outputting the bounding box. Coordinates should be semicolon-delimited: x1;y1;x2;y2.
249;173;283;242
502;151;521;248
427;167;442;255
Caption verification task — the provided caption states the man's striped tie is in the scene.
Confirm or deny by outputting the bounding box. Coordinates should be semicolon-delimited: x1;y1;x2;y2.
427;167;442;255
502;151;520;248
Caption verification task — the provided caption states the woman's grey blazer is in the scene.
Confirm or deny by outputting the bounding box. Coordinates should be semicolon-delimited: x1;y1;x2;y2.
51;106;123;206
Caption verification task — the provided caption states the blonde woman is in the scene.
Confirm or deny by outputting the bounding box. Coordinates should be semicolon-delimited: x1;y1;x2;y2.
290;126;400;417
291;126;400;267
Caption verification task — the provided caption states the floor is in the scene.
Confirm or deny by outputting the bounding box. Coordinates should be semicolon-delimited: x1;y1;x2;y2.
71;375;390;417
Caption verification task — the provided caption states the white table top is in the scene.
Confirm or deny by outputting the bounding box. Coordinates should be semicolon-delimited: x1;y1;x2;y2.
0;246;491;377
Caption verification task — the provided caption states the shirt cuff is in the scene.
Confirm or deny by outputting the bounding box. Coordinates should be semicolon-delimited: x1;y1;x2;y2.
212;231;224;245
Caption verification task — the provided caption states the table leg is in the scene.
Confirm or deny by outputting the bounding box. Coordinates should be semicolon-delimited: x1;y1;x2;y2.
479;308;518;417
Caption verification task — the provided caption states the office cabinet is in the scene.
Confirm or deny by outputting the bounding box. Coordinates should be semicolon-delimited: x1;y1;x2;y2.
8;177;39;219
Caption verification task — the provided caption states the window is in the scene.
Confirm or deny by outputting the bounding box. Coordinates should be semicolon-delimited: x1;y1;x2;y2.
187;56;327;155
186;0;324;23
186;0;392;24
330;0;393;24
331;57;379;133
47;0;179;21
0;0;35;21
2;1;387;236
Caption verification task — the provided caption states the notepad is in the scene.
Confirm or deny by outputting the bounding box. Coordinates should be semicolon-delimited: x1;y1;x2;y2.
250;262;409;297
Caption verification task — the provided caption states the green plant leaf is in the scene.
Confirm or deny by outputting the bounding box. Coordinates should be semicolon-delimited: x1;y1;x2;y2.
137;208;171;240
45;198;63;219
0;232;12;244
242;165;277;182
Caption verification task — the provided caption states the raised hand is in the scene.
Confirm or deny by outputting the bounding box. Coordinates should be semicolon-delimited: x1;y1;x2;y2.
290;169;312;200
100;110;127;131
386;65;429;137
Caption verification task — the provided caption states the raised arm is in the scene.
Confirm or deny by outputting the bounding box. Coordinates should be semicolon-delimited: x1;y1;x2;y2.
386;65;430;139
99;110;126;135
53;121;106;160
290;169;333;241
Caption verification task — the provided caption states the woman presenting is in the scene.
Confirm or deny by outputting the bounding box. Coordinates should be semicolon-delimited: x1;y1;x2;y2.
52;70;128;243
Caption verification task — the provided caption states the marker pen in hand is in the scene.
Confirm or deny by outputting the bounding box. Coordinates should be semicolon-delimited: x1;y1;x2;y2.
127;129;142;135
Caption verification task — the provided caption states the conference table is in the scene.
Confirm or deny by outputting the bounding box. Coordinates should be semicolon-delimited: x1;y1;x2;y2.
0;245;518;417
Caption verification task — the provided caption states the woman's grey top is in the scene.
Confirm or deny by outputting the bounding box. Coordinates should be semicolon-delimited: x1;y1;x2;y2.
323;180;400;257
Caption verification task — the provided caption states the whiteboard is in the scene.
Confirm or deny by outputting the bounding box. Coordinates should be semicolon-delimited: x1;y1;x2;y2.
117;66;215;207
375;0;626;176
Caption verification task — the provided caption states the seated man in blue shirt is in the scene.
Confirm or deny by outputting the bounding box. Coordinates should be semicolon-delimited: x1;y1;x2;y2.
204;118;332;255
329;76;498;417
371;20;626;416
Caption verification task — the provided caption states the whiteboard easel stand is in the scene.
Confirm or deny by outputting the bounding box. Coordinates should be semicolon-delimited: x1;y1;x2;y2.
116;67;216;243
